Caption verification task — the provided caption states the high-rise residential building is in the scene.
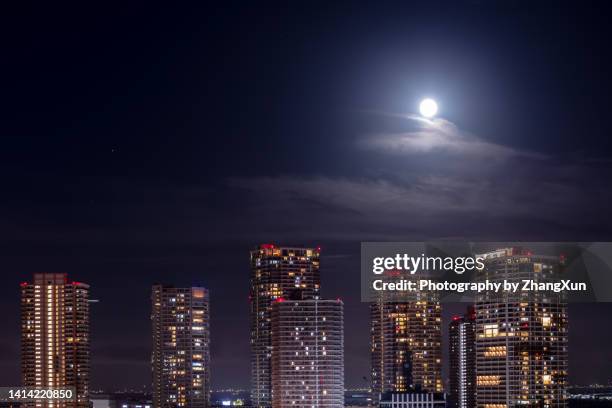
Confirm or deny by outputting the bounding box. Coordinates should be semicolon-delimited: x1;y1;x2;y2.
21;273;90;408
370;299;443;398
250;244;321;408
151;285;211;408
271;298;344;408
449;306;476;408
474;248;568;408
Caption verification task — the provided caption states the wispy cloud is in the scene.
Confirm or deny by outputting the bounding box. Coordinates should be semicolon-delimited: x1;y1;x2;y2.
358;113;545;160
229;113;611;240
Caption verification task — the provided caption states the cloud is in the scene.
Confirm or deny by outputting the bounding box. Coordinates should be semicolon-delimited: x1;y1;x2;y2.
2;112;607;245
358;113;545;160
232;172;608;240
229;114;612;240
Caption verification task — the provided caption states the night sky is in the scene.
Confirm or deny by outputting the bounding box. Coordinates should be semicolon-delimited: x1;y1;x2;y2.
2;2;612;390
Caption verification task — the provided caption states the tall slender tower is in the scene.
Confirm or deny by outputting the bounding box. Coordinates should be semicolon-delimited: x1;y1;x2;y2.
151;285;211;408
21;273;90;408
449;306;476;408
475;248;568;408
250;244;321;408
370;300;443;398
271;298;344;408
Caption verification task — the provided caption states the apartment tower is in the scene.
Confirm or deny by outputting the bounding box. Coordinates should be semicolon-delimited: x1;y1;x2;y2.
21;273;90;408
151;285;211;408
250;245;321;408
370;299;443;397
271;298;344;408
449;306;476;408
475;248;568;408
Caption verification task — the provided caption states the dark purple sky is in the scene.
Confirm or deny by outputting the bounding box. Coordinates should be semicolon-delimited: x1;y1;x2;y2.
1;1;612;389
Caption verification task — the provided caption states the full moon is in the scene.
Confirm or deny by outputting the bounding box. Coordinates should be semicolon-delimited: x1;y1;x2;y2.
419;98;438;118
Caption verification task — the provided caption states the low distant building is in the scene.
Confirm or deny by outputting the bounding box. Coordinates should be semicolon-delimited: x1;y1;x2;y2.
90;392;152;408
209;390;250;407
379;392;445;408
0;402;22;408
344;389;373;407
90;394;113;408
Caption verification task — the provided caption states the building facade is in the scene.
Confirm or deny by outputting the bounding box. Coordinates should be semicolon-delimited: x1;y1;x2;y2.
370;300;443;399
271;299;344;408
379;392;446;408
475;248;568;408
151;285;210;408
21;273;90;408
449;307;476;408
250;245;321;407
90;392;152;408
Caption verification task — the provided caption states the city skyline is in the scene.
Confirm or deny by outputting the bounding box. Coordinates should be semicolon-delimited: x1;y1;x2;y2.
3;0;612;396
5;244;608;392
1;245;606;390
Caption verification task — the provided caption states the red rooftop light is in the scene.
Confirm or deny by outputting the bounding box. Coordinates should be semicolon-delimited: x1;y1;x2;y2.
261;243;275;249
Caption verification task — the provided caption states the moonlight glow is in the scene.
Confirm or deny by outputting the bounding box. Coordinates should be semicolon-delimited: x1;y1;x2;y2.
419;98;438;118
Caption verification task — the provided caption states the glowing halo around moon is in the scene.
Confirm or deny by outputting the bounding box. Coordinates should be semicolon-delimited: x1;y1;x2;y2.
419;98;438;118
